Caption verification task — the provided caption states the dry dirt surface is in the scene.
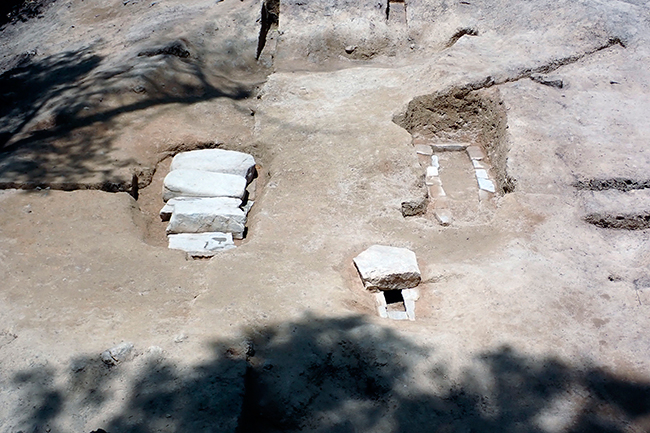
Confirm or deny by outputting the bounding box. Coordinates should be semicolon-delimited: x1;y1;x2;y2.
1;0;650;432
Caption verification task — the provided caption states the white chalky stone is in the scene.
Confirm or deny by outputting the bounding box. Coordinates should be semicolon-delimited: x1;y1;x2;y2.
163;169;247;201
466;145;485;160
431;143;468;151
166;197;246;237
475;169;489;179
353;245;421;291
170;149;256;182
414;144;433;155
430;155;439;169
425;166;439;184
435;209;453;226
478;177;496;193
168;232;235;256
472;159;486;169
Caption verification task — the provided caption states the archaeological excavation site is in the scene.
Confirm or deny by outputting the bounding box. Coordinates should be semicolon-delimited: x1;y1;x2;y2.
1;0;650;431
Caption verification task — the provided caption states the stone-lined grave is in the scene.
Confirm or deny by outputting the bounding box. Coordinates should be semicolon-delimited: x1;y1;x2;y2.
353;245;421;321
415;140;496;226
160;149;257;257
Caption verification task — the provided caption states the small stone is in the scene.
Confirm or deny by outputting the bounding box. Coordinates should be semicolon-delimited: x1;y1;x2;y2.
170;149;256;183
165;197;246;238
466;145;485;160
435;209;452;226
478;177;496;193
168;232;235;256
101;342;135;366
163;169;247;202
530;73;564;89
241;200;254;216
475;169;489;179
353;245;421;291
426;166;439;184
345;45;357;54
401;198;428;217
430;155;439;169
415;144;433;156
431;143;469;151
375;292;388;318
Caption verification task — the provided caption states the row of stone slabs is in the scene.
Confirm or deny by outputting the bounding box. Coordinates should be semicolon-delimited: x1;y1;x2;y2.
159;149;257;257
414;140;496;226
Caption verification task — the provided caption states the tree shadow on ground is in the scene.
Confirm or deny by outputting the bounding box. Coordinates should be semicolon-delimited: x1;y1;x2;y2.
0;37;257;191
6;315;650;433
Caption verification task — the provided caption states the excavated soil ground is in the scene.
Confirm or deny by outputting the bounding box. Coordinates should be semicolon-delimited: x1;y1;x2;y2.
1;0;650;432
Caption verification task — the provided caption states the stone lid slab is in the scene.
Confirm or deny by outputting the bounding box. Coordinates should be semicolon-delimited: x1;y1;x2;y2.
353;245;421;291
170;149;256;182
168;232;236;256
163;169;247;201
166;197;246;236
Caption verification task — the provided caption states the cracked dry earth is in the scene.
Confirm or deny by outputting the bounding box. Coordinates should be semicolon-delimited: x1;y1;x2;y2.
1;0;650;432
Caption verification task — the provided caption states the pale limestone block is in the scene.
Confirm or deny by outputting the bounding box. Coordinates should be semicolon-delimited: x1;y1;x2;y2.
435;209;452;226
375;292;388;318
165;197;246;238
387;311;409;320
415;144;433;155
163;169;247;202
475;169;489;179
428;183;446;199
425;166;439;185
478;177;496;193
431;143;469;151
472;159;486;169
168;232;236;256
466;145;486;160
431;155;439;169
170;149;256;182
353;245;421;291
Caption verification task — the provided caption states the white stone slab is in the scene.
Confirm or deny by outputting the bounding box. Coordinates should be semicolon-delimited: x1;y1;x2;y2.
163;169;247;202
478;177;496;193
168;232;236;256
353;245;421;291
166;197;246;238
414;144;433;156
431;143;469;151
435;209;452;226
475;169;489;179
425;166;439;185
466;145;486;160
170;149;256;182
242;200;254;216
387;311;409;320
430;155;439;169
472;159;486;169
375;292;388;318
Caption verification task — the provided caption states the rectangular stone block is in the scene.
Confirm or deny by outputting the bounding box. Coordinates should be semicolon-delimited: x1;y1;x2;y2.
414;144;433;156
472;159;486;169
431;143;469;151
478;177;496;193
353;245;421;291
466;145;486;160
475;169;489;179
425;166;439;185
165;197;246;238
431;155;439;169
163;169;247;202
168;232;236;257
170;149;256;183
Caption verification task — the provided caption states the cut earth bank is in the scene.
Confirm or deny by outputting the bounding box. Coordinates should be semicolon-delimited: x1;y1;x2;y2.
1;0;650;431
